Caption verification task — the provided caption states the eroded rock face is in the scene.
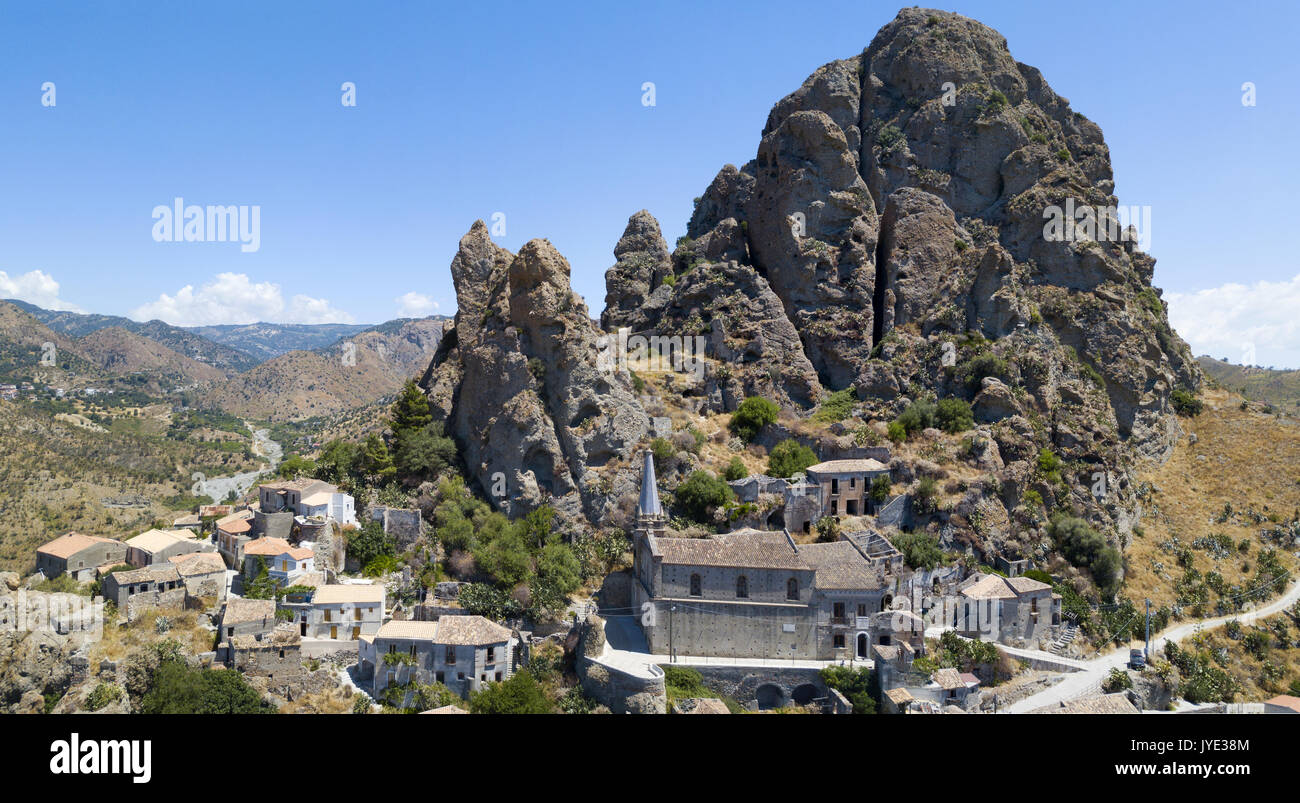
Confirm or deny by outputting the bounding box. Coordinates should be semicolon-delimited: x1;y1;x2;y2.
421;225;649;523
601;210;674;333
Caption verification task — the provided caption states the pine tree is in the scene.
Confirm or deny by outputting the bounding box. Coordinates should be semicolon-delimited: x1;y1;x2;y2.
391;379;432;434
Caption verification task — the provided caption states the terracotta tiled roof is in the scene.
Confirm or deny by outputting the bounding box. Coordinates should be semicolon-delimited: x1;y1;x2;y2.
313;584;384;605
959;574;1018;600
1264;694;1300;713
805;459;888;474
376;615;512;646
219;518;252;534
222;598;275;625
38;532;120;560
376;620;440;640
1032;693;1139;714
932;668;965;690
885;687;914;705
656;530;808;570
795;540;882;590
168;552;227;576
243;537;312;560
109;564;181;585
125;529;190;554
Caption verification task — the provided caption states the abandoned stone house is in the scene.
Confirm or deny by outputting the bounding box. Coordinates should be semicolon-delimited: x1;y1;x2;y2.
168;552;228;602
360;616;522;700
220;597;277;642
954;573;1062;646
102;564;186;618
631;450;904;661
216;514;255;569
124;528;212;568
785;459;893;534
227;624;303;688
36;532;127;582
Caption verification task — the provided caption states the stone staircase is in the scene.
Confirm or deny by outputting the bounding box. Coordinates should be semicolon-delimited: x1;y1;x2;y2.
1048;623;1079;655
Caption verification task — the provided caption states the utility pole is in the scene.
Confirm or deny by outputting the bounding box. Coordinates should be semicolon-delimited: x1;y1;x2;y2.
669;604;676;664
1144;598;1151;662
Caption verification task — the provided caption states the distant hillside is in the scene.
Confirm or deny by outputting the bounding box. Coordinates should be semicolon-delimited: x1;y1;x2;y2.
1198;356;1300;411
75;326;230;385
6;299;260;372
0;301;100;384
201;317;446;421
186;321;379;362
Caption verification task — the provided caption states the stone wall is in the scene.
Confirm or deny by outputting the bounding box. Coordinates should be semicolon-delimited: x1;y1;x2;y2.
687;664;830;710
575;615;666;714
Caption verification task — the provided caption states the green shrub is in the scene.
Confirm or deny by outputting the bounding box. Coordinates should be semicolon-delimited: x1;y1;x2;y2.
723;457;748;482
870;474;892;504
767;439;818;479
1049;515;1122;598
675;471;734;522
728;396;779;442
813;389;856;423
86;682;123;712
891;531;945;570
650;436;676;467
1170;388;1203;417
886;420;907;443
1102;667;1133;693
935;398;974;434
896;399;937;436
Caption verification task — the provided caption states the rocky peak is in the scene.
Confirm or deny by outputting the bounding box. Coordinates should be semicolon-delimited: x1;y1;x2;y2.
601;210;673;332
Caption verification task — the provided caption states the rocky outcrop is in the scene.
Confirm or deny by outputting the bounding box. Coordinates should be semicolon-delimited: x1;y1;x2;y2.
601;210;674;333
421;224;650;523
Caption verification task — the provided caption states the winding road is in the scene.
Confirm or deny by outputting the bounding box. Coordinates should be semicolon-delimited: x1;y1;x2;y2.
1005;573;1300;712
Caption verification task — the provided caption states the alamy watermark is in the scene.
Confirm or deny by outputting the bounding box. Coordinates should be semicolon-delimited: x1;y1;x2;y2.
151;197;261;253
0;589;104;641
1043;198;1151;252
597;327;705;381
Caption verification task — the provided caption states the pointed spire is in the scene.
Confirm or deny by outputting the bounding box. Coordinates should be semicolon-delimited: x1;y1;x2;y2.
638;449;663;520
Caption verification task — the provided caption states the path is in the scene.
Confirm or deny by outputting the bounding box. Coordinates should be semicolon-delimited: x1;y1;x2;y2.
1005;574;1300;712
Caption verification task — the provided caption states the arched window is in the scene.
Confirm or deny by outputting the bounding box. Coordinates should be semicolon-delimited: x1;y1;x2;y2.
689;573;702;597
786;578;799;600
736;575;749;599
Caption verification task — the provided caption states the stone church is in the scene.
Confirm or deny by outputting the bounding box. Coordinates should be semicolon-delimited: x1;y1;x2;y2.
631;451;906;661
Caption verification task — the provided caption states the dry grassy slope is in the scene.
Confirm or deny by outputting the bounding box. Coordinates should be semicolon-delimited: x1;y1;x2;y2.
1126;387;1300;608
1192;611;1300;700
1198;356;1300;410
201;319;444;422
0;301;96;381
75;326;230;384
0;400;261;572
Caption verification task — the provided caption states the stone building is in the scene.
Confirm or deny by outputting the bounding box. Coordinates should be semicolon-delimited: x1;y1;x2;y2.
219;598;277;642
955;573;1062;646
242;537;314;584
631;450;896;661
258;478;356;526
36;533;126;582
360;616;521;701
124;529;212;567
294;583;385;640
227;624;303;688
786;459;893;533
102;564;185;619
168;552;228;603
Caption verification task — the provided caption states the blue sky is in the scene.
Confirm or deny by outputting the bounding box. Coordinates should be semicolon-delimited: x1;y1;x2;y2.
1;1;1297;365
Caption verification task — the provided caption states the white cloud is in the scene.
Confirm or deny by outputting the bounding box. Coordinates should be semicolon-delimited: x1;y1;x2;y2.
1166;273;1300;369
395;291;438;317
131;272;354;326
0;269;83;312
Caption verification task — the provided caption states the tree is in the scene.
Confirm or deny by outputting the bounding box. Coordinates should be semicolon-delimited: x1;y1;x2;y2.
819;665;876;714
869;474;892;505
347;519;395;570
473;523;532;587
391;379;433;434
767;439;818;478
1049;515;1122;598
361;434;396;482
140;660;275;714
393;423;457;480
935;398;974;434
892;531;945;570
728;396;779;442
469;670;554;714
895;399;937;436
723;457;748;482
277;454;316;480
316;439;362;485
674;471;734;522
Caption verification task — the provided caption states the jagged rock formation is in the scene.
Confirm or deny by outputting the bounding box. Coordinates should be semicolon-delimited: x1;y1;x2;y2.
421;222;650;522
419;9;1200;568
595;8;1200;556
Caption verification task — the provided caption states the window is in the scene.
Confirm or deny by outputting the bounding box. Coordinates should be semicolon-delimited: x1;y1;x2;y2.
445;646;456;665
690;574;702;597
833;602;845;622
830;478;839;495
857;603;867;617
486;646;496;664
736;576;749;598
786;578;798;600
849;477;856;489
355;608;362;620
324;609;332;622
833;634;845;649
830;500;838;515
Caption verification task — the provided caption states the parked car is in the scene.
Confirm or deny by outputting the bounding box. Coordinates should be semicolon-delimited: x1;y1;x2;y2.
1128;648;1146;670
